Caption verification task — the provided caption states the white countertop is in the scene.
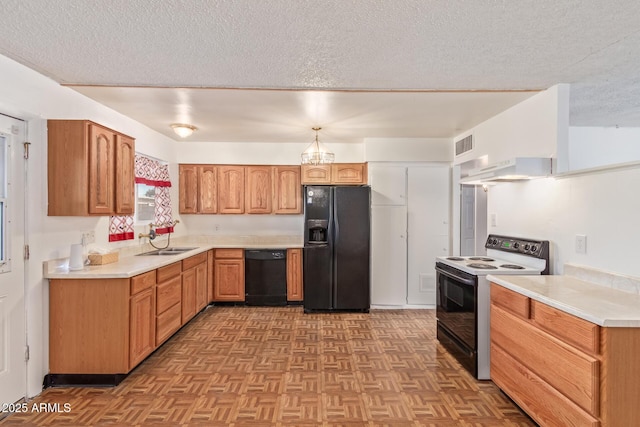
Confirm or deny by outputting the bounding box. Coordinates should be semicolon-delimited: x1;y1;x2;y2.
45;236;303;279
487;274;640;327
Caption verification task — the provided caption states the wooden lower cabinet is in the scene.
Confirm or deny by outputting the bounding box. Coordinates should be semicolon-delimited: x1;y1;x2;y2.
129;288;156;369
182;252;208;323
49;278;130;374
195;261;208;310
49;252;212;377
214;249;245;301
286;248;303;301
490;283;640;427
156;277;182;345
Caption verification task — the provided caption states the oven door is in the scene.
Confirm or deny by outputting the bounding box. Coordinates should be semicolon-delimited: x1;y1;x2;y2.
435;262;477;351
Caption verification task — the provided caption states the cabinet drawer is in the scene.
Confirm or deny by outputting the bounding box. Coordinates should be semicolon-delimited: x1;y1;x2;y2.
157;262;182;282
491;344;600;427
531;300;600;355
156;276;182;314
182;252;207;270
156;303;181;345
131;270;156;295
491;283;530;319
491;305;599;416
215;248;244;259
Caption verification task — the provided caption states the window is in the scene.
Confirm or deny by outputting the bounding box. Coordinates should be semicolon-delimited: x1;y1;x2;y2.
0;134;8;272
135;183;156;223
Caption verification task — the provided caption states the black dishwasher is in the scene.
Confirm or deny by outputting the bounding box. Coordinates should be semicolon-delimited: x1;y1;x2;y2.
244;249;287;306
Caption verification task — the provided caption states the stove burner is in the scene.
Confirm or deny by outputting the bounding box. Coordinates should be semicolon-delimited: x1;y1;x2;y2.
500;264;525;269
447;257;464;261
467;263;498;269
469;257;495;262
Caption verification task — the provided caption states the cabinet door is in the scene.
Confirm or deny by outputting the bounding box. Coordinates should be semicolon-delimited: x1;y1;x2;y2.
181;269;196;324
301;165;331;184
332;163;367;184
286;248;303;301
88;124;116;214
369;164;407;205
246;166;272;214
371;205;407;306
214;259;245;301
195;262;208;311
273;166;302;214
218;166;245;214
129;288;156;370
115;134;135;215
199;165;218;213
179;164;199;214
207;250;214;303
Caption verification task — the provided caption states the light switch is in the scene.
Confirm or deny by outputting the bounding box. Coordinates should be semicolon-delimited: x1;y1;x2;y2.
490;213;497;227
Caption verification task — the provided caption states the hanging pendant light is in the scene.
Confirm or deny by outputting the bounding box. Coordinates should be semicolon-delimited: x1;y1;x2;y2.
301;127;335;165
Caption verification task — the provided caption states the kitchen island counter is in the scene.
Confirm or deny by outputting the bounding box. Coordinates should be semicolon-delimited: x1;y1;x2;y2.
488;274;640;327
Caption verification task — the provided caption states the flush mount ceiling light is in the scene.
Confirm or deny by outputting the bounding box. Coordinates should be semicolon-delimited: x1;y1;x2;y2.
301;127;335;165
170;123;197;138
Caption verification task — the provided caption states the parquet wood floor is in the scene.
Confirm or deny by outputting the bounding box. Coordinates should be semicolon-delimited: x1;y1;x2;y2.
1;307;536;426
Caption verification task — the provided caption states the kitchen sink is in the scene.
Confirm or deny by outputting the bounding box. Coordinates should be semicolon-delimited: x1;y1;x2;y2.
136;247;198;256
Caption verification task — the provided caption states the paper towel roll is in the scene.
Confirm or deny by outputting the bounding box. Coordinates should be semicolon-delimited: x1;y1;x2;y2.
69;244;85;270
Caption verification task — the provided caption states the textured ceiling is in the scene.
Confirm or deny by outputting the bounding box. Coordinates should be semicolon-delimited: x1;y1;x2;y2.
1;0;639;142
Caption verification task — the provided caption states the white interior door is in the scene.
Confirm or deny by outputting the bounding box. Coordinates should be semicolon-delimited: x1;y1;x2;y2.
0;114;26;404
370;205;407;306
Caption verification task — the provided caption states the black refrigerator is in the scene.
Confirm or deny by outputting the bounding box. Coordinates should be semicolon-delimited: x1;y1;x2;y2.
303;185;370;312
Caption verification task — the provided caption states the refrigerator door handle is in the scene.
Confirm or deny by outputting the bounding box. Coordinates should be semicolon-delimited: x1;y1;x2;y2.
332;187;339;309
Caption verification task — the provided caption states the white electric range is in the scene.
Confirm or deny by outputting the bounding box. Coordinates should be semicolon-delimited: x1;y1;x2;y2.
435;234;550;379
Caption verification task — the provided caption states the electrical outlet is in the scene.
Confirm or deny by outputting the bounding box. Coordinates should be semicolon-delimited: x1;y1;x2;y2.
215;224;221;231
490;213;498;227
82;231;95;245
575;234;587;254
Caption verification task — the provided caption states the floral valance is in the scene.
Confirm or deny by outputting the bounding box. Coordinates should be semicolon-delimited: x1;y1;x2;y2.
135;155;171;187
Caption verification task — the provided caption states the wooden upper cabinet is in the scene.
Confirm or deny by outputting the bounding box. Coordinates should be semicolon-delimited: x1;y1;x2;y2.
179;164;199;214
246;166;272;214
88;124;116;214
48;120;135;216
115;134;135;215
301;163;368;185
218;165;245;214
179;164;217;214
273;166;302;214
178;163;303;215
332;163;367;184
301;165;332;184
199;165;218;213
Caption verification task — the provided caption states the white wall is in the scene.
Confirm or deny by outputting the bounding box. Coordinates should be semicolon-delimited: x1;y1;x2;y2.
453;85;569;167
487;166;640;277
364;137;452;162
0;54;181;397
568;126;640;171
178;141;365;164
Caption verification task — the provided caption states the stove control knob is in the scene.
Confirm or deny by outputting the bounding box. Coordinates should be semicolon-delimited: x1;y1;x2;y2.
524;244;531;251
513;242;520;249
492;238;498;245
531;245;538;252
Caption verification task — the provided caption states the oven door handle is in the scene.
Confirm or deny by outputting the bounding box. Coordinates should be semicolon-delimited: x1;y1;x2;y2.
436;266;476;287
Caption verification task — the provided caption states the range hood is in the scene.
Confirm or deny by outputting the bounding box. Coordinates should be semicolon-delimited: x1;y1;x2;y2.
460;157;552;185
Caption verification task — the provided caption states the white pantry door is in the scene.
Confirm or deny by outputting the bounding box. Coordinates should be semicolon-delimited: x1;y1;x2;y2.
0;114;26;404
